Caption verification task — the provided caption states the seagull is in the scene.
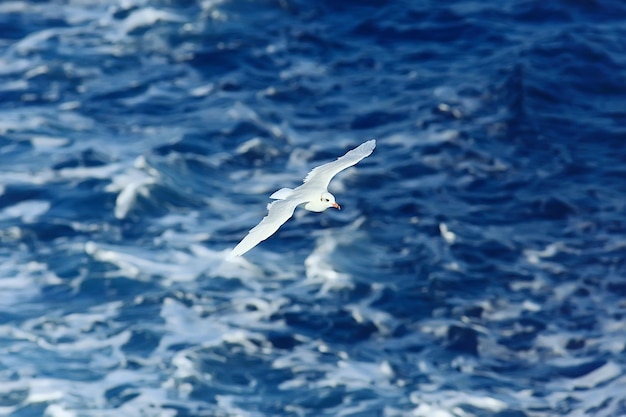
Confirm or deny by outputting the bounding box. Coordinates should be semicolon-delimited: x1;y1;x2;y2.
230;139;376;257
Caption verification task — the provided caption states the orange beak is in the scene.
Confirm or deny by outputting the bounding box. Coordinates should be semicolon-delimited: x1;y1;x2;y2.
332;202;341;210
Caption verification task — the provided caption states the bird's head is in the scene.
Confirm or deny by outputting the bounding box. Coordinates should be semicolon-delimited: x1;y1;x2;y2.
321;192;340;210
303;191;341;212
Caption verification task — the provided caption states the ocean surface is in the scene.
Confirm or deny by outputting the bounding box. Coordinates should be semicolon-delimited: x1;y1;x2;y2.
1;1;626;416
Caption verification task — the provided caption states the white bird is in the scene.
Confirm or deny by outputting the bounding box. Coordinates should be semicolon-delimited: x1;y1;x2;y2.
230;139;376;257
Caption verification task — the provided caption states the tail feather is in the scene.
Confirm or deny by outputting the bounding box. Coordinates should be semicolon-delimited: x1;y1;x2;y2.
269;187;294;200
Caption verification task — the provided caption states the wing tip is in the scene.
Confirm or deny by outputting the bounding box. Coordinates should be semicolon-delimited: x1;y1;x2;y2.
302;138;376;184
229;246;247;257
351;138;376;159
230;238;253;257
362;138;376;152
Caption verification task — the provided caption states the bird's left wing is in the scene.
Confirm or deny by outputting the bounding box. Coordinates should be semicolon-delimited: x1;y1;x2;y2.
230;195;305;257
302;139;376;190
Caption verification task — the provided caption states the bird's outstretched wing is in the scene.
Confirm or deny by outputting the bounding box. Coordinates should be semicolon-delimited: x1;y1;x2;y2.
230;196;304;257
302;139;376;190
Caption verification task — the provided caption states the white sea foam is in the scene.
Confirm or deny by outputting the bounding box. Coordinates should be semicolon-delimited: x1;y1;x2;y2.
410;390;507;416
12;28;59;55
105;161;159;220
303;218;369;294
279;60;327;80
121;7;185;34
0;200;50;222
0;259;59;306
29;135;70;148
329;359;396;389
304;239;353;293
439;222;456;244
565;361;621;390
84;241;213;284
160;297;232;347
58;162;122;180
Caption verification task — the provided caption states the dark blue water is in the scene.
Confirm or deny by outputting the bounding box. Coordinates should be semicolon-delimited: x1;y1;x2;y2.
1;1;626;416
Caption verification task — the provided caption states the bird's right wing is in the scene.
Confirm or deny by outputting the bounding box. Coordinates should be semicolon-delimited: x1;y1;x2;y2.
230;196;304;257
302;139;376;190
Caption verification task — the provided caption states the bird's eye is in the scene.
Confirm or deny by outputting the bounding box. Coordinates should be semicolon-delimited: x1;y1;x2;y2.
324;198;329;202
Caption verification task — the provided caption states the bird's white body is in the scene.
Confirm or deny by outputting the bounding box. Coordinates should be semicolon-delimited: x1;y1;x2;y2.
230;139;376;257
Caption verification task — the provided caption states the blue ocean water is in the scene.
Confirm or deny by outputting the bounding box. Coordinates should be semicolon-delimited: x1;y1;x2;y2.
1;0;626;416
